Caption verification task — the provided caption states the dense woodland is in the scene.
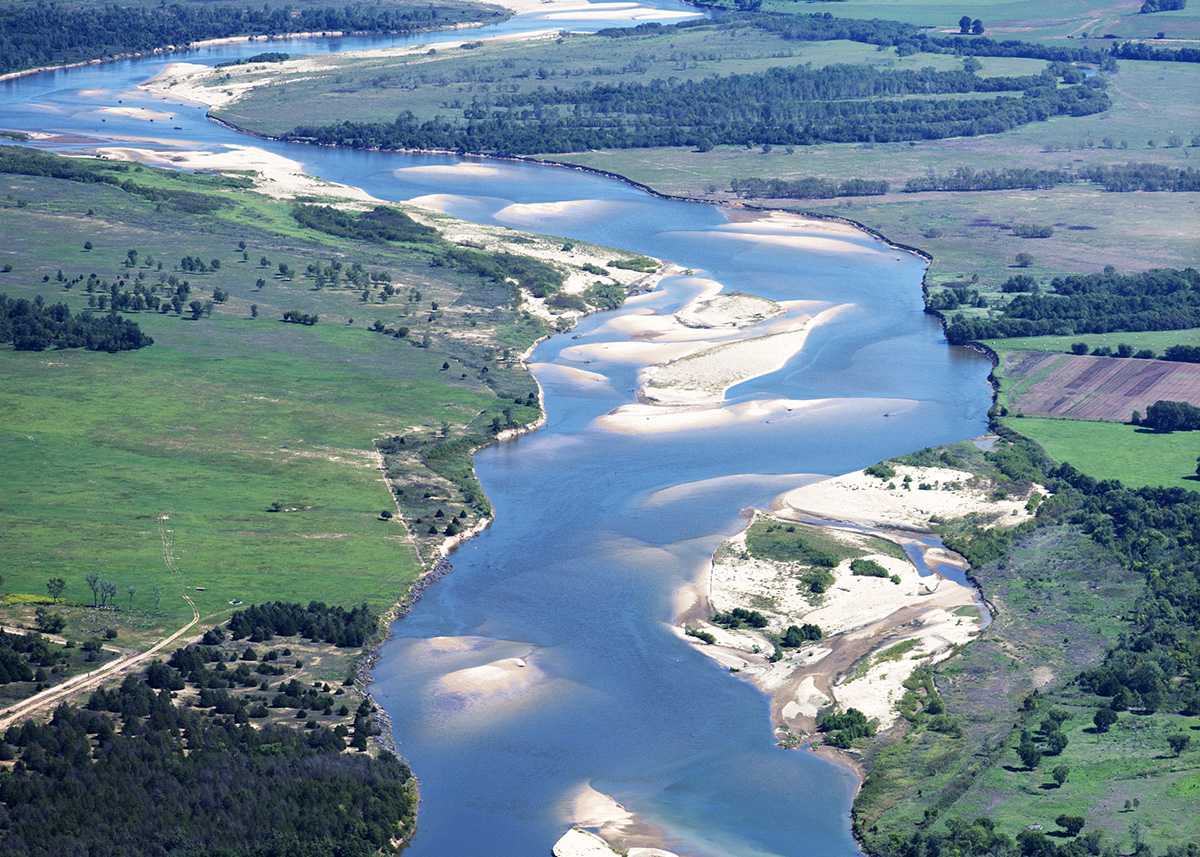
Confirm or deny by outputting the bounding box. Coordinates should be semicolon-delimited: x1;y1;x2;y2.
0;1;503;75
0;293;152;352
288;65;1109;154
942;268;1200;343
0;603;411;857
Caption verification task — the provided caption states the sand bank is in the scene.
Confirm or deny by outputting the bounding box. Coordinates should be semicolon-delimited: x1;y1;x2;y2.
779;464;1046;530
489;0;699;23
98;105;176;122
92;143;379;203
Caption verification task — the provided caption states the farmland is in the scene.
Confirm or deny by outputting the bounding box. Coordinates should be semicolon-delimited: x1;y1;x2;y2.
999;350;1200;421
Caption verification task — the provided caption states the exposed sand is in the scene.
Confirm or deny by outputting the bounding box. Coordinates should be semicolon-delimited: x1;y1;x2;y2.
437;655;540;697
489;0;699;22
595;398;824;435
98;105;175;122
639;304;848;406
683;512;984;736
779;464;1046;530
556;784;682;857
92;143;379;203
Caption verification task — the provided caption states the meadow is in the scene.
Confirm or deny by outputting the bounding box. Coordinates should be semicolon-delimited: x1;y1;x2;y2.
0;156;604;644
999;416;1200;490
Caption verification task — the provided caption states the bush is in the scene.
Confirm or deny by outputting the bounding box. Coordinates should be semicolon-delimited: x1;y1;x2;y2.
865;462;896;480
850;558;890;578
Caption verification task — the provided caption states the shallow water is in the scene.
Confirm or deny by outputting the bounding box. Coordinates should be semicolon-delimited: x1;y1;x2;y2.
0;6;993;853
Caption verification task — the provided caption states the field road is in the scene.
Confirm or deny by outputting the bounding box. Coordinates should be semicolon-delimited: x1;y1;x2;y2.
0;594;201;731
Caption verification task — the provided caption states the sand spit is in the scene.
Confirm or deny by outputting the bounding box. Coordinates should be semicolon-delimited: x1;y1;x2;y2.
779;464;1046;531
677;459;1049;744
554;784;682;857
491;0;699;23
98;105;176;122
92;143;380;203
639;304;848;406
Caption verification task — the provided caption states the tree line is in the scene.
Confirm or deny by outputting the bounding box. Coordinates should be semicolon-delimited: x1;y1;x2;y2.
0;293;152;352
942;268;1200;343
287;65;1109;154
0;1;503;75
730;176;890;199
904;163;1200;194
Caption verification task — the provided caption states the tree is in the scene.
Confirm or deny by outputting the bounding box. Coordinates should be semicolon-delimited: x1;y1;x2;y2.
1071;342;1089;355
83;240;93;251
1052;765;1070;787
1046;729;1069;756
1168;733;1191;756
34;606;65;633
1056;815;1086;837
85;572;101;608
1093;707;1118;732
46;577;66;601
1015;252;1034;268
959;15;972;34
1017;729;1042;769
250;304;258;319
188;299;204;320
971;19;985;35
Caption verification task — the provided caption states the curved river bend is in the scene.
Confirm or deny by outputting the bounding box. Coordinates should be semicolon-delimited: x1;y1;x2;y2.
1;5;992;853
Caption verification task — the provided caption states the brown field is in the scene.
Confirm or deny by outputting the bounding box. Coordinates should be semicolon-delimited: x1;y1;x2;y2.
1002;351;1200;422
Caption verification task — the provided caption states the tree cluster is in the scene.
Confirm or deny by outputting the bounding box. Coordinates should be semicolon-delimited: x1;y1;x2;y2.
286;65;1109;155
1137;400;1200;432
730;176;889;199
226;601;378;648
943;268;1200;343
0;293;152;352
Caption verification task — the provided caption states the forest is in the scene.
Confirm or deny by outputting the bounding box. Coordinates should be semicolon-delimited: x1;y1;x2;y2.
942;268;1200;343
0;1;503;75
287;65;1109;154
0;602;414;857
0;293;153;352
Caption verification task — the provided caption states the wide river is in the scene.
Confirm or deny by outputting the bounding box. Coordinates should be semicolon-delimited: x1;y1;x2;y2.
2;3;992;853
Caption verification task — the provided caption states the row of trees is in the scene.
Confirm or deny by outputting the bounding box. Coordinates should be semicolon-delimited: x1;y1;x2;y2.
288;66;1110;154
730;176;890;199
0;1;502;75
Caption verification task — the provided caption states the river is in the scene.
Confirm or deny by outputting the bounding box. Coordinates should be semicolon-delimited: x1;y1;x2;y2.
0;3;992;853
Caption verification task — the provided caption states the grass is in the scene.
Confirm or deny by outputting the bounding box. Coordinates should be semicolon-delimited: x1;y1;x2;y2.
1002;417;1200;491
214;22;1049;136
728;0;1200;41
0;157;579;642
986;328;1200;356
856;524;1157;850
747;518;868;565
945;689;1200;849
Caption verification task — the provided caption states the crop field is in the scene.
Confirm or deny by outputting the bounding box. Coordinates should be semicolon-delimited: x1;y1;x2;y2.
1000;350;1200;421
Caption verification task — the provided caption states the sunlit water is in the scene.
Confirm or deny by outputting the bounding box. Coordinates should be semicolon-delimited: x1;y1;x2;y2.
0;4;991;853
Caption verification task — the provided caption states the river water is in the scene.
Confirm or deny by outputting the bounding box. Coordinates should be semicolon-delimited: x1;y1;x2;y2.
1;4;992;854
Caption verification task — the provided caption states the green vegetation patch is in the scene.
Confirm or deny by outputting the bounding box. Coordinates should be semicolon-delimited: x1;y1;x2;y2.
1001;417;1200;491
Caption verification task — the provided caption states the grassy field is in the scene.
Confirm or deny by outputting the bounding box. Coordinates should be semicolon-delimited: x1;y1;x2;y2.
1001;417;1199;490
0;154;622;644
215;22;1048;136
717;0;1200;41
986;328;1200;356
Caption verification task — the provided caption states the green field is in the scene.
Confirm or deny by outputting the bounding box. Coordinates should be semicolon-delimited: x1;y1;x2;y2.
986;328;1200;356
1001;417;1199;490
719;0;1200;41
0;154;625;643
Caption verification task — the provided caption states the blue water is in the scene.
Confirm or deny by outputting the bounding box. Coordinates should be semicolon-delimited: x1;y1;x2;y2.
0;5;993;853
